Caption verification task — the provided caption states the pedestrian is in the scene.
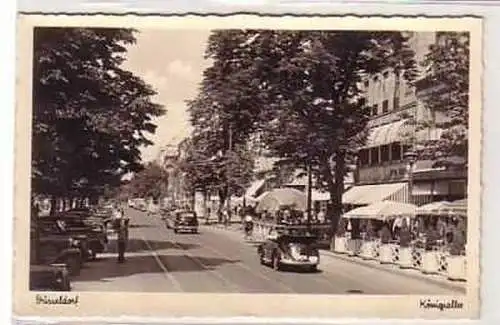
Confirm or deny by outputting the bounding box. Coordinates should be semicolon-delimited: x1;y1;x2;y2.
117;217;130;263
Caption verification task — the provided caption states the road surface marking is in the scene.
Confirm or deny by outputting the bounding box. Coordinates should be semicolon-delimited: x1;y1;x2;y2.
149;225;243;293
138;228;184;292
199;237;297;293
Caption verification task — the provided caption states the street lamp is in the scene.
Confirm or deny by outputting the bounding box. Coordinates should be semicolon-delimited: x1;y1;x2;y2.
403;149;418;204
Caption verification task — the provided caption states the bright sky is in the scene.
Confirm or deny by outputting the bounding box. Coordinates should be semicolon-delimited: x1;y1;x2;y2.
121;29;212;162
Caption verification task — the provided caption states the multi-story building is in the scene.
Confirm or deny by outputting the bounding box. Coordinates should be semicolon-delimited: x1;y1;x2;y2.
343;32;467;208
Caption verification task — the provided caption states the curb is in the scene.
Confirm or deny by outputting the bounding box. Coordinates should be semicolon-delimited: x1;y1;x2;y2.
205;224;466;292
321;250;466;293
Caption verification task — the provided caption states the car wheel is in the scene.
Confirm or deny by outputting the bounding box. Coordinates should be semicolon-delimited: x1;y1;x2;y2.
309;265;318;272
174;229;178;234
66;257;81;276
259;252;265;265
90;249;97;261
272;254;281;271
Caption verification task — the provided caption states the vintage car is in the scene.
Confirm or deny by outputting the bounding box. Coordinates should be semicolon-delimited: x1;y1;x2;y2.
40;214;107;260
172;210;199;234
37;218;93;263
31;224;84;276
257;230;320;272
30;264;71;291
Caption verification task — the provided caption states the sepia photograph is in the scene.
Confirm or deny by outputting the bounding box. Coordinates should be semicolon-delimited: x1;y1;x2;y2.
13;14;482;319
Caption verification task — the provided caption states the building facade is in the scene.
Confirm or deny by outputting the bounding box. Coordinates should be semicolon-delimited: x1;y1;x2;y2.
344;32;467;208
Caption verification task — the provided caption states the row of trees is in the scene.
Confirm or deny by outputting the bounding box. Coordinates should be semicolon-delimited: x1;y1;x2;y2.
180;30;469;236
32;28;165;213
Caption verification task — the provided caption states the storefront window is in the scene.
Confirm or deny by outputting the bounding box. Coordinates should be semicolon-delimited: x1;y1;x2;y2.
370;147;380;165
382;100;389;113
381;145;390;162
372;104;379;116
391;142;402;161
358;149;369;166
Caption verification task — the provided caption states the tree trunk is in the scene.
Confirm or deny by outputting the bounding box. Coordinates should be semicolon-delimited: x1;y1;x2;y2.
325;150;346;251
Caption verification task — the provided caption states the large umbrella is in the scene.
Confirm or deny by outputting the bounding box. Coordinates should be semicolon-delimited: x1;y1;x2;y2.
343;200;417;221
256;188;307;213
416;201;452;216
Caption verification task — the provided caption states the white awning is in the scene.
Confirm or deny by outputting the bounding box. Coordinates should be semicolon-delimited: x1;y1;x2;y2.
245;179;266;198
365;120;411;148
342;182;408;205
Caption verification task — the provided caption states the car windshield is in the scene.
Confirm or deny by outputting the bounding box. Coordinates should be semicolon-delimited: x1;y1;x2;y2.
179;213;195;220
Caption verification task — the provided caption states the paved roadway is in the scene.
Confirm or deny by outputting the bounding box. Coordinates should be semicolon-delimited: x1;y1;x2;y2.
72;208;464;294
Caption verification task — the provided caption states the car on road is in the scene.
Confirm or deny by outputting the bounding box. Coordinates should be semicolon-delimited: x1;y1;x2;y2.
257;230;320;272
31;223;85;276
40;213;108;260
30;264;71;291
172;210;199;234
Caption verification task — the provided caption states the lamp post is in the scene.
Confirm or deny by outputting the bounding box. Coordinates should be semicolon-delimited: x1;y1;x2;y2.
306;162;313;231
404;149;417;204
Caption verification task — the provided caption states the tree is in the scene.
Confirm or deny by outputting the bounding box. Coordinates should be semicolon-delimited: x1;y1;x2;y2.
32;27;165;209
184;31;263;211
126;162;169;201
246;31;417;239
413;32;469;167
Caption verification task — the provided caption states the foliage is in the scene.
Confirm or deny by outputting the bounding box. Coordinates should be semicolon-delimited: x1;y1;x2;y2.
32;27;165;201
413;32;470;167
241;31;417;233
188;30;417;231
125;162;169;200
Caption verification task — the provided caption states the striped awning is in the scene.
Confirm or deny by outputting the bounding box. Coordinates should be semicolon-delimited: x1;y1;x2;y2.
344;200;417;220
365;119;443;148
365;120;411;148
342;182;408;205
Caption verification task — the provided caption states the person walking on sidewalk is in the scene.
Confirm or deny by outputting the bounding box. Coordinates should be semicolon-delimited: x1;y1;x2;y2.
117;217;130;263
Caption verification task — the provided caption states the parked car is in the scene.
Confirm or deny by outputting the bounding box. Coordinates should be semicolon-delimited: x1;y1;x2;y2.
257;230;320;272
30;264;71;291
32;224;84;276
172;210;199;234
37;218;93;264
41;214;107;260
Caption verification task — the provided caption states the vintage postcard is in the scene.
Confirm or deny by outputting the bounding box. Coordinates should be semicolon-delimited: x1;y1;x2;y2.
13;14;482;320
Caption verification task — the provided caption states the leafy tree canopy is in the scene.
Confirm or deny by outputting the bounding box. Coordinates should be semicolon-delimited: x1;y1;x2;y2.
32;27;165;200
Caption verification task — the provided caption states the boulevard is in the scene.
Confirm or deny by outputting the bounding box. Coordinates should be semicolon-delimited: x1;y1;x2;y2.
71;208;464;295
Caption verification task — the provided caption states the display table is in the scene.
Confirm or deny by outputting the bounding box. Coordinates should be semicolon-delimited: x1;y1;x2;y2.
446;255;466;281
421;251;440;274
398;247;413;269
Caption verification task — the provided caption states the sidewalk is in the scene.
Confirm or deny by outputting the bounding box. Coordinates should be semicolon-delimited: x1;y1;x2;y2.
203;223;467;292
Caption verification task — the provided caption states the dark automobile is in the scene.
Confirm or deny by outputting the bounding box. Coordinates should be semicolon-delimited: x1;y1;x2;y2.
173;211;199;234
31;224;84;276
30;264;71;291
41;214;107;260
37;218;93;263
257;230;320;272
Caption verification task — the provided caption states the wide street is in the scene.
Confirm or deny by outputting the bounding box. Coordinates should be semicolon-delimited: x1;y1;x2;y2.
71;208;464;294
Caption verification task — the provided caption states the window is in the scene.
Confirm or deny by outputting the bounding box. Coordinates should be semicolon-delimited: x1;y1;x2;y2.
372;104;379;116
391;142;402;161
393;97;400;110
382;100;389;113
358;149;369;166
381;145;390;162
402;144;411;159
370;147;380;165
364;80;369;88
359;98;366;107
